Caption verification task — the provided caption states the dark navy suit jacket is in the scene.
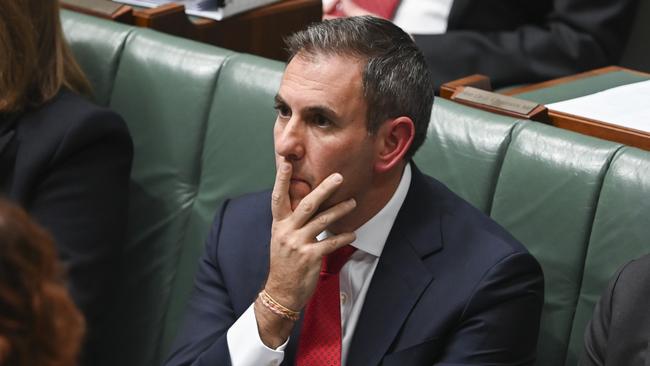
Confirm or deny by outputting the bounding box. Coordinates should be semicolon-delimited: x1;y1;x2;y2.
166;166;544;365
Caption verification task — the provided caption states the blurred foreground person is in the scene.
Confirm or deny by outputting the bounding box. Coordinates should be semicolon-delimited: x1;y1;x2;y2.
0;0;133;363
0;199;85;366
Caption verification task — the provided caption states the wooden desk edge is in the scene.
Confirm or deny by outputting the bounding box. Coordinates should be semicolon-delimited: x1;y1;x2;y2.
501;66;650;96
438;66;650;151
550;111;650;151
439;74;491;99
61;2;134;23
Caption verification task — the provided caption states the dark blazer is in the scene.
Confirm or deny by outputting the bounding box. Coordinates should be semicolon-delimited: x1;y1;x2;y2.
413;0;638;88
0;89;133;364
581;253;650;366
165;166;544;366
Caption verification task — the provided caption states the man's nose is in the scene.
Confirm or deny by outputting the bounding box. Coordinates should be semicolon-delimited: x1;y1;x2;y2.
275;118;305;161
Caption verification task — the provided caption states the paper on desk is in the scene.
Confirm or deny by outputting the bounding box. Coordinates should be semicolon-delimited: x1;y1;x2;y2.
113;0;279;20
113;0;223;19
547;80;650;133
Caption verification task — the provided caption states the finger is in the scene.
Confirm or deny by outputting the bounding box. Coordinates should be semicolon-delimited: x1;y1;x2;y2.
291;172;343;227
271;162;292;220
301;198;356;238
315;232;356;256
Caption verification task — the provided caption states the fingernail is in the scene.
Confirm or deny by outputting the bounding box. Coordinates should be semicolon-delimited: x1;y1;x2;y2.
348;198;356;207
282;163;290;172
333;173;343;183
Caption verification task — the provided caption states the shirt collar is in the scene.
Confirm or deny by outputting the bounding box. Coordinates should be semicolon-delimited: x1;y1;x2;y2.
349;163;411;257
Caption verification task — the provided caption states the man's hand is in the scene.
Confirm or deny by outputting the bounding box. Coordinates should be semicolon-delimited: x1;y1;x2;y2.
255;162;356;348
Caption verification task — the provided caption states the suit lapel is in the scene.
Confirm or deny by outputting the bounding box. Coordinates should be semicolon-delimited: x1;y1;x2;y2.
346;166;442;365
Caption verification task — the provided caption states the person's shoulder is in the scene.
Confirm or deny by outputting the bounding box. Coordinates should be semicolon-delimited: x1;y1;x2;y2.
49;89;128;136
623;252;650;271
205;190;272;254
19;89;129;142
614;253;650;291
418;171;529;256
217;190;273;226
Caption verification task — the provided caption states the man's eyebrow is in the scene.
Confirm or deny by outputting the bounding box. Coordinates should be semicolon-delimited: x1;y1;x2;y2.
274;94;339;120
305;105;338;120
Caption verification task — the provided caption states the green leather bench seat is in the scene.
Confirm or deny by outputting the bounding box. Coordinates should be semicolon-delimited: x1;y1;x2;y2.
565;147;650;365
414;99;517;213
491;123;621;366
61;10;650;366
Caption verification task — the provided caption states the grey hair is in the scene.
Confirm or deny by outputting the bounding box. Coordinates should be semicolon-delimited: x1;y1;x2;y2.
285;16;434;158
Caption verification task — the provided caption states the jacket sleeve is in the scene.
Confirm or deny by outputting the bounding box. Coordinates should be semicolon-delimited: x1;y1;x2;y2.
414;0;637;87
436;252;545;365
25;108;133;361
164;201;235;366
579;263;624;366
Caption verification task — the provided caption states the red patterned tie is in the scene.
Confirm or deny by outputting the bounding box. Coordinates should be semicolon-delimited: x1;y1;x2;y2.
296;245;357;366
326;0;400;19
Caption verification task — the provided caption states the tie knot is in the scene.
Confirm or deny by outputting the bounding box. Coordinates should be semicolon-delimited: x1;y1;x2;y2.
322;245;357;274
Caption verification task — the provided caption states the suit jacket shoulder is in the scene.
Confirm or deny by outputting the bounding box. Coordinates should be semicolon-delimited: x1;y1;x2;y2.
348;167;543;365
13;90;131;186
581;253;650;366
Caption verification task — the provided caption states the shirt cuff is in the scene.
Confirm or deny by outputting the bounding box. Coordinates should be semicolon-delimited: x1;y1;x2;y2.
227;303;288;366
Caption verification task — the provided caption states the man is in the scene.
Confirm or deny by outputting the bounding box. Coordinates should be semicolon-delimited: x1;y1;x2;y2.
324;0;637;88
581;253;650;366
165;16;544;366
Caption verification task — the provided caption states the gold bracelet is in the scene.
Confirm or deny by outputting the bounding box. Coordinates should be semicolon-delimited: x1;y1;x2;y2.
258;289;300;321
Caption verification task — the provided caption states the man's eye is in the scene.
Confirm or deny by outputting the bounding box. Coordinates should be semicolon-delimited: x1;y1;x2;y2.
274;105;291;119
313;114;332;128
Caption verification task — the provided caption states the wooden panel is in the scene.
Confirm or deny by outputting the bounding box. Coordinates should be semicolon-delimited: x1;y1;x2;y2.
200;0;321;61
62;0;322;61
61;0;134;23
439;66;650;151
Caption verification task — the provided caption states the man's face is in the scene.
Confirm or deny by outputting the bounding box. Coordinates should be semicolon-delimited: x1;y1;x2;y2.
273;53;378;212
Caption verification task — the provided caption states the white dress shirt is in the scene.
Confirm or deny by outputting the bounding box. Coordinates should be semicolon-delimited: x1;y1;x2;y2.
393;0;454;34
227;164;412;366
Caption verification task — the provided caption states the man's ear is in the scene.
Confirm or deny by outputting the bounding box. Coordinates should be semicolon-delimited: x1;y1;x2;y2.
374;116;414;173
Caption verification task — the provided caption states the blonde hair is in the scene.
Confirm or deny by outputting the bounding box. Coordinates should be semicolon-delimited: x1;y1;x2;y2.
0;0;91;112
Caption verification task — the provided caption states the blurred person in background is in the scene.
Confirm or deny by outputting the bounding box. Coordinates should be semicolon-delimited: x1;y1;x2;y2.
324;0;637;88
0;0;133;363
0;199;85;366
581;253;650;366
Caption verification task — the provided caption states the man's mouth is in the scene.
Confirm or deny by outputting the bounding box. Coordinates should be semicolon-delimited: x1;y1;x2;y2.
290;177;310;186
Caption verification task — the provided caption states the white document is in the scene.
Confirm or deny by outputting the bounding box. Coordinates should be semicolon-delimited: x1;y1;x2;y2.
113;0;279;20
547;80;650;133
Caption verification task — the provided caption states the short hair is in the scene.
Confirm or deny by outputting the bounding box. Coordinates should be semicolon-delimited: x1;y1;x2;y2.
0;199;85;366
0;0;91;112
285;16;434;158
